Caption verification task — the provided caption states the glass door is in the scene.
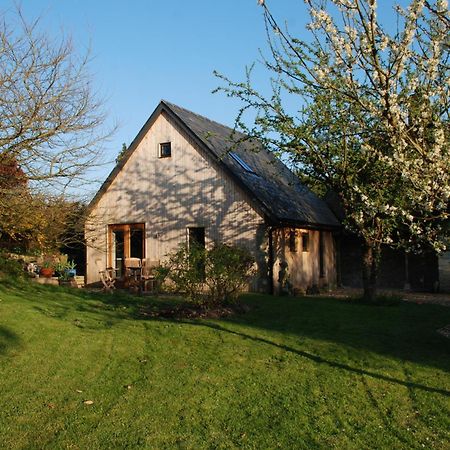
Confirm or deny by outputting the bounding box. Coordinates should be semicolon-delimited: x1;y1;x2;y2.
108;223;145;276
112;229;125;277
130;227;144;259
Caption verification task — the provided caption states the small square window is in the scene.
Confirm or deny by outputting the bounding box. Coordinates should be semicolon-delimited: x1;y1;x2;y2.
289;230;297;252
159;142;171;158
302;232;309;252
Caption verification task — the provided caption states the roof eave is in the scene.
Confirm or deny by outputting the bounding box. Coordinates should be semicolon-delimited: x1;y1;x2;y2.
266;217;342;231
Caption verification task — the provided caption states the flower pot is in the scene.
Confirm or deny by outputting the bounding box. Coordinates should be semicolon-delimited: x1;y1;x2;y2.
40;267;54;278
66;269;76;278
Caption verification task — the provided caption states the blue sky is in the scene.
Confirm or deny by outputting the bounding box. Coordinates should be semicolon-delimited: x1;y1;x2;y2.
7;1;407;197
8;0;307;196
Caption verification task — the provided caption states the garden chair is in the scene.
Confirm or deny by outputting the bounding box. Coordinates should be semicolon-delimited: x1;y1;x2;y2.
140;259;160;294
124;257;142;292
99;267;117;292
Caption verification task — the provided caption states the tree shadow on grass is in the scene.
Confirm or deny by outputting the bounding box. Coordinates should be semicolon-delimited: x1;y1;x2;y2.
0;325;21;355
2;280;180;330
0;280;140;330
225;295;450;373
177;319;450;398
6;281;450;374
29;288;151;330
7;282;450;402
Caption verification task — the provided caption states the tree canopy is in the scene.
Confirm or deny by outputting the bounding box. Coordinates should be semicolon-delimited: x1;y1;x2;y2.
0;7;112;191
217;0;449;301
0;7;112;254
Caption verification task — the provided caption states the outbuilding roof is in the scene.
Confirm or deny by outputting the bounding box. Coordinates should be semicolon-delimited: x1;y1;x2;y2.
89;100;340;229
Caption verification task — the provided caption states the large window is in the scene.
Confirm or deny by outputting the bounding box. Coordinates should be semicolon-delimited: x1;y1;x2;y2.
108;223;145;276
187;227;205;250
187;227;205;279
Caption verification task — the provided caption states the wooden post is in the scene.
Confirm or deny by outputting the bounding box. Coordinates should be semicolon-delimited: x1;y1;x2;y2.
404;251;411;291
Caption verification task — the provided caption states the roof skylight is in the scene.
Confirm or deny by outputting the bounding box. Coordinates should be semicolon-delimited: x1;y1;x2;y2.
229;152;256;174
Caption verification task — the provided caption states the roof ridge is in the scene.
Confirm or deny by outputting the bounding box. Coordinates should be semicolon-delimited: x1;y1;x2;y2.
161;99;245;138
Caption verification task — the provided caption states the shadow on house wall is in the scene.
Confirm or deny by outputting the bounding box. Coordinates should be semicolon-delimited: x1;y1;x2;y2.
86;128;273;290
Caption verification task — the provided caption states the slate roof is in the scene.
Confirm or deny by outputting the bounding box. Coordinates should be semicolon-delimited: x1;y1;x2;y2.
163;101;339;228
89;100;340;229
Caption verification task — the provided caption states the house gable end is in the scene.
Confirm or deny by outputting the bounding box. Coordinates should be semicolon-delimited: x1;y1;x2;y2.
88;100;339;230
88;107;266;235
87;102;166;214
88;101;271;222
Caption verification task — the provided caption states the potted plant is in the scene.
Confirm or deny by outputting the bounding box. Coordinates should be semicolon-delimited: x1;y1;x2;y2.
39;260;54;278
66;260;77;278
56;261;78;287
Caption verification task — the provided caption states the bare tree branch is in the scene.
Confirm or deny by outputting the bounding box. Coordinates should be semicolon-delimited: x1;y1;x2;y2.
0;6;115;190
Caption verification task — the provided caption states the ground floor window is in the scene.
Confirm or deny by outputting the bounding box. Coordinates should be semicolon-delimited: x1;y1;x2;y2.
289;229;297;252
302;232;310;252
108;223;145;277
187;227;205;279
187;227;205;250
319;231;325;278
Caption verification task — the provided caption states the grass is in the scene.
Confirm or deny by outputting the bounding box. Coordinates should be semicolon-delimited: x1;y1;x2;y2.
0;280;449;449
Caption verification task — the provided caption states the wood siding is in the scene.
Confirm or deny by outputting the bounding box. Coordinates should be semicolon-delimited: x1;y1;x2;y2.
272;228;336;294
86;112;267;286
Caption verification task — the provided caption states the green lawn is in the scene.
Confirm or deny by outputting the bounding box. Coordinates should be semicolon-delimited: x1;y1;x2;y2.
0;281;449;449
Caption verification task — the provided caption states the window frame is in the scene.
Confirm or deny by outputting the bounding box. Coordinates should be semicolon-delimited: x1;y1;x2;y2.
107;223;145;274
159;142;172;158
301;232;310;252
319;231;325;278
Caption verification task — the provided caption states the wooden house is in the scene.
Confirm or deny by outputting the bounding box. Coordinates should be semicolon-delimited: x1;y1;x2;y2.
85;101;340;293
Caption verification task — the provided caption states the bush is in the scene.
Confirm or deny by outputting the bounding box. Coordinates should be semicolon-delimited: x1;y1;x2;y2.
163;243;206;303
0;253;25;279
161;242;255;307
205;243;255;306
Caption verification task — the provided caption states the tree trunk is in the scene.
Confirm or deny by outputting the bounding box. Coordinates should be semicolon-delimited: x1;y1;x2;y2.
362;243;380;303
403;251;411;291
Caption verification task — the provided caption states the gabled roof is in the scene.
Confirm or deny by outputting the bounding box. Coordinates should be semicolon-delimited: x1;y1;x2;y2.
89;100;340;229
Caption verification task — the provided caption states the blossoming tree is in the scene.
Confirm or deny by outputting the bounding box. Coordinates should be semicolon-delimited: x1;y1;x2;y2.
216;0;449;301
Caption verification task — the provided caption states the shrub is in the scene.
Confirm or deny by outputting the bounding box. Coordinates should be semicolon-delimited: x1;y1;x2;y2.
163;243;206;304
55;260;76;280
152;265;170;295
161;242;255;307
0;253;25;279
205;243;255;306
